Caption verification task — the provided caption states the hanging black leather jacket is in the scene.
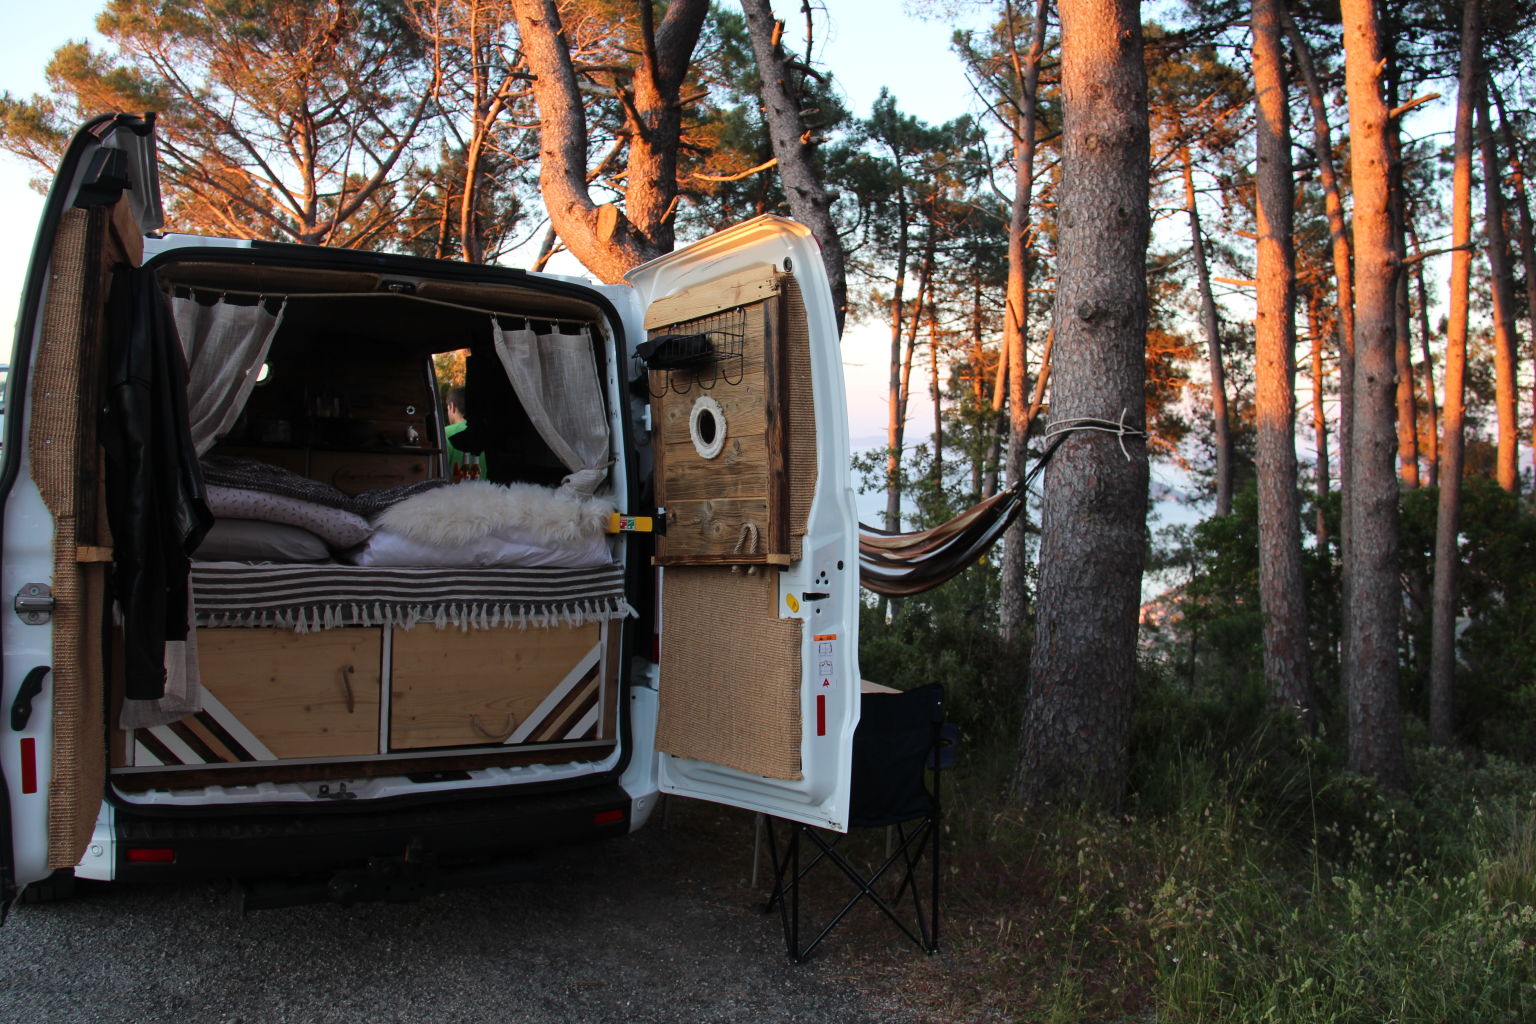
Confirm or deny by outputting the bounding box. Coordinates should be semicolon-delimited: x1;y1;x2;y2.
100;266;213;700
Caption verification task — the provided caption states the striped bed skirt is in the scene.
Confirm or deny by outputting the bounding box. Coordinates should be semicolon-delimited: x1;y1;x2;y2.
191;560;635;632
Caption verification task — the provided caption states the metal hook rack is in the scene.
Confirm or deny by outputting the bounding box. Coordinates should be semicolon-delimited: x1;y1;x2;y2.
641;306;747;397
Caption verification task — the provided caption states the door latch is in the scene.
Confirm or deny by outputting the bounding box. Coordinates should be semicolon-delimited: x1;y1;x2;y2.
14;584;54;625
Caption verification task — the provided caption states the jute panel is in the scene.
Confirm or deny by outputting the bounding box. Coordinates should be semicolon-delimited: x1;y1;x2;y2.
29;206;112;868
656;567;802;780
782;277;816;562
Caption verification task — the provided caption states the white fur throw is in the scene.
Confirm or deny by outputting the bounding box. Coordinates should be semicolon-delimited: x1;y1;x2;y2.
375;481;615;549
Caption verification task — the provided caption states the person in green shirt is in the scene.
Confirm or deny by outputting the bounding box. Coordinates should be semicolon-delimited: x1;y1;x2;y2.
445;386;478;480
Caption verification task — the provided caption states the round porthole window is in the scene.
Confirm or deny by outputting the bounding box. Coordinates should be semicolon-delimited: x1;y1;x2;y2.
689;395;726;460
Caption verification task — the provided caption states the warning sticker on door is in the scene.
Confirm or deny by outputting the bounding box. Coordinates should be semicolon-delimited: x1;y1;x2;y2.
813;634;836;686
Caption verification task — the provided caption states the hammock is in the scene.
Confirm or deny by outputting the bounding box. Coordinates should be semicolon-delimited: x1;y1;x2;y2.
859;432;1072;597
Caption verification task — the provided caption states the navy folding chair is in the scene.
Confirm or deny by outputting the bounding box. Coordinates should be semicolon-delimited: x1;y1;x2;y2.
765;683;955;961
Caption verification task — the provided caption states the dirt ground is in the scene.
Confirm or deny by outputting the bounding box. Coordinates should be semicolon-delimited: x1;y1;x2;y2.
0;799;981;1023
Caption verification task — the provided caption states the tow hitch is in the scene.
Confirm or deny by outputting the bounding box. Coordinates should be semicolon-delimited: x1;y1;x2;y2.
240;838;540;912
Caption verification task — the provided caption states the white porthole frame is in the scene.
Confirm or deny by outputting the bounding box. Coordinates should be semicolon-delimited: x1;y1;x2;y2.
689;395;727;460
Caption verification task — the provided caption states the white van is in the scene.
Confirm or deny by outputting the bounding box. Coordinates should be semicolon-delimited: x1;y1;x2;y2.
0;113;860;910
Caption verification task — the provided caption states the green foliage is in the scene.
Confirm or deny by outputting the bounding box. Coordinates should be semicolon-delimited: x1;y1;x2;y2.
924;670;1536;1023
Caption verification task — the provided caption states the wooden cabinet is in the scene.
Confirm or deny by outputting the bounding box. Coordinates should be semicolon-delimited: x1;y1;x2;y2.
197;628;382;760
131;622;617;769
388;624;606;750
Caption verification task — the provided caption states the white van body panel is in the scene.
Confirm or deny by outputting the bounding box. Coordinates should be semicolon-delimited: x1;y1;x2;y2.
626;217;860;832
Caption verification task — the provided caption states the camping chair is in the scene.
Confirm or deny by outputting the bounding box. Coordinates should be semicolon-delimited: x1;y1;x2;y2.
764;683;956;961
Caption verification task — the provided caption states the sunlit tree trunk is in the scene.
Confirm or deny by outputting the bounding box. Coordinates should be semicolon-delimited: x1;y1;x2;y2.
740;0;848;333
1409;222;1440;487
1000;0;1051;637
1340;0;1407;788
1476;82;1521;494
1490;78;1536;486
1253;0;1313;726
1431;0;1480;748
1386;56;1420;488
1183;144;1233;517
1016;0;1149;808
512;0;709;281
1284;2;1357;653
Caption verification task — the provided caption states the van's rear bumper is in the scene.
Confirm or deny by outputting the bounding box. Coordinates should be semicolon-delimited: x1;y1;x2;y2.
110;783;633;883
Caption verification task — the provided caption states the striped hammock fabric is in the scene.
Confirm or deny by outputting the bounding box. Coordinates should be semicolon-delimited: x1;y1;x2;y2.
191;561;635;633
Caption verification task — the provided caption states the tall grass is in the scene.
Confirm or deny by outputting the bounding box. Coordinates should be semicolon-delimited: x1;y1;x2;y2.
932;691;1536;1023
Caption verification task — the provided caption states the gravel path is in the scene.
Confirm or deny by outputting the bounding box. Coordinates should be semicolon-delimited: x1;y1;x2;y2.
0;800;927;1024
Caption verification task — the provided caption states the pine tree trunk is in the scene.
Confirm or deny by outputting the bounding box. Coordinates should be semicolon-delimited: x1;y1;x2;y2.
1000;0;1050;637
1386;58;1420;487
1409;222;1440;487
1307;296;1331;546
1183;145;1233;517
1489;79;1536;486
1477;84;1522;494
1016;0;1149;809
1253;0;1314;725
884;199;912;532
740;0;848;333
1340;0;1407;788
1431;0;1480;748
1284;2;1357;646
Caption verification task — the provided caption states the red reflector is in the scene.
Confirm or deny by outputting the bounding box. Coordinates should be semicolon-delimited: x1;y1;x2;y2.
593;809;625;826
126;848;176;864
19;738;37;795
816;694;826;736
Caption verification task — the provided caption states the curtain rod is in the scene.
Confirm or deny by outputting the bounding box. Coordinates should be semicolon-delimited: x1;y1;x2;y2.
167;284;597;329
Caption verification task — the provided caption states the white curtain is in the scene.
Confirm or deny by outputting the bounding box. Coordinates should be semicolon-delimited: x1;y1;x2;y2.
492;322;610;496
172;293;287;455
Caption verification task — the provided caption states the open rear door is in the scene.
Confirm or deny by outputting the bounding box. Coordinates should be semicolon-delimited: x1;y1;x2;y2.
1;114;161;908
625;216;859;831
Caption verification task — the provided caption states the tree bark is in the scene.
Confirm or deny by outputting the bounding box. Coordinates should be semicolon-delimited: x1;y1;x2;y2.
1386;57;1420;488
1283;3;1354;537
1340;0;1407;788
1490;78;1536;484
1183;144;1233;517
1307;295;1331;545
512;0;708;282
884;194;912;533
1252;0;1314;726
1409;221;1440;487
1476;81;1521;494
1016;0;1149;809
1430;0;1480;748
1000;0;1051;638
739;0;848;333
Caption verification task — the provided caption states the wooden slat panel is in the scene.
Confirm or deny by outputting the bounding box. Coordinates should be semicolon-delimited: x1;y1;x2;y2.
657;437;771;500
198;628;383;759
655;370;768;449
389;624;602;750
643;263;780;329
656;497;773;560
309;450;431;494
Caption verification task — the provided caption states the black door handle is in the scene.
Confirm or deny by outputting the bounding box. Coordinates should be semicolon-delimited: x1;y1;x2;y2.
11;666;50;731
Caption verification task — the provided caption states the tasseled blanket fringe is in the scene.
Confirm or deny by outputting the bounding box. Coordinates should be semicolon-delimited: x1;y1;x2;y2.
199;597;637;633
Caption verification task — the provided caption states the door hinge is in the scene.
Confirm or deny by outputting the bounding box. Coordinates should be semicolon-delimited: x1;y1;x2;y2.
14;584;54;625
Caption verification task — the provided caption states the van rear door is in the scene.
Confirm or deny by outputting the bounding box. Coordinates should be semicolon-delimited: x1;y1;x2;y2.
625;217;859;831
1;114;161;908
